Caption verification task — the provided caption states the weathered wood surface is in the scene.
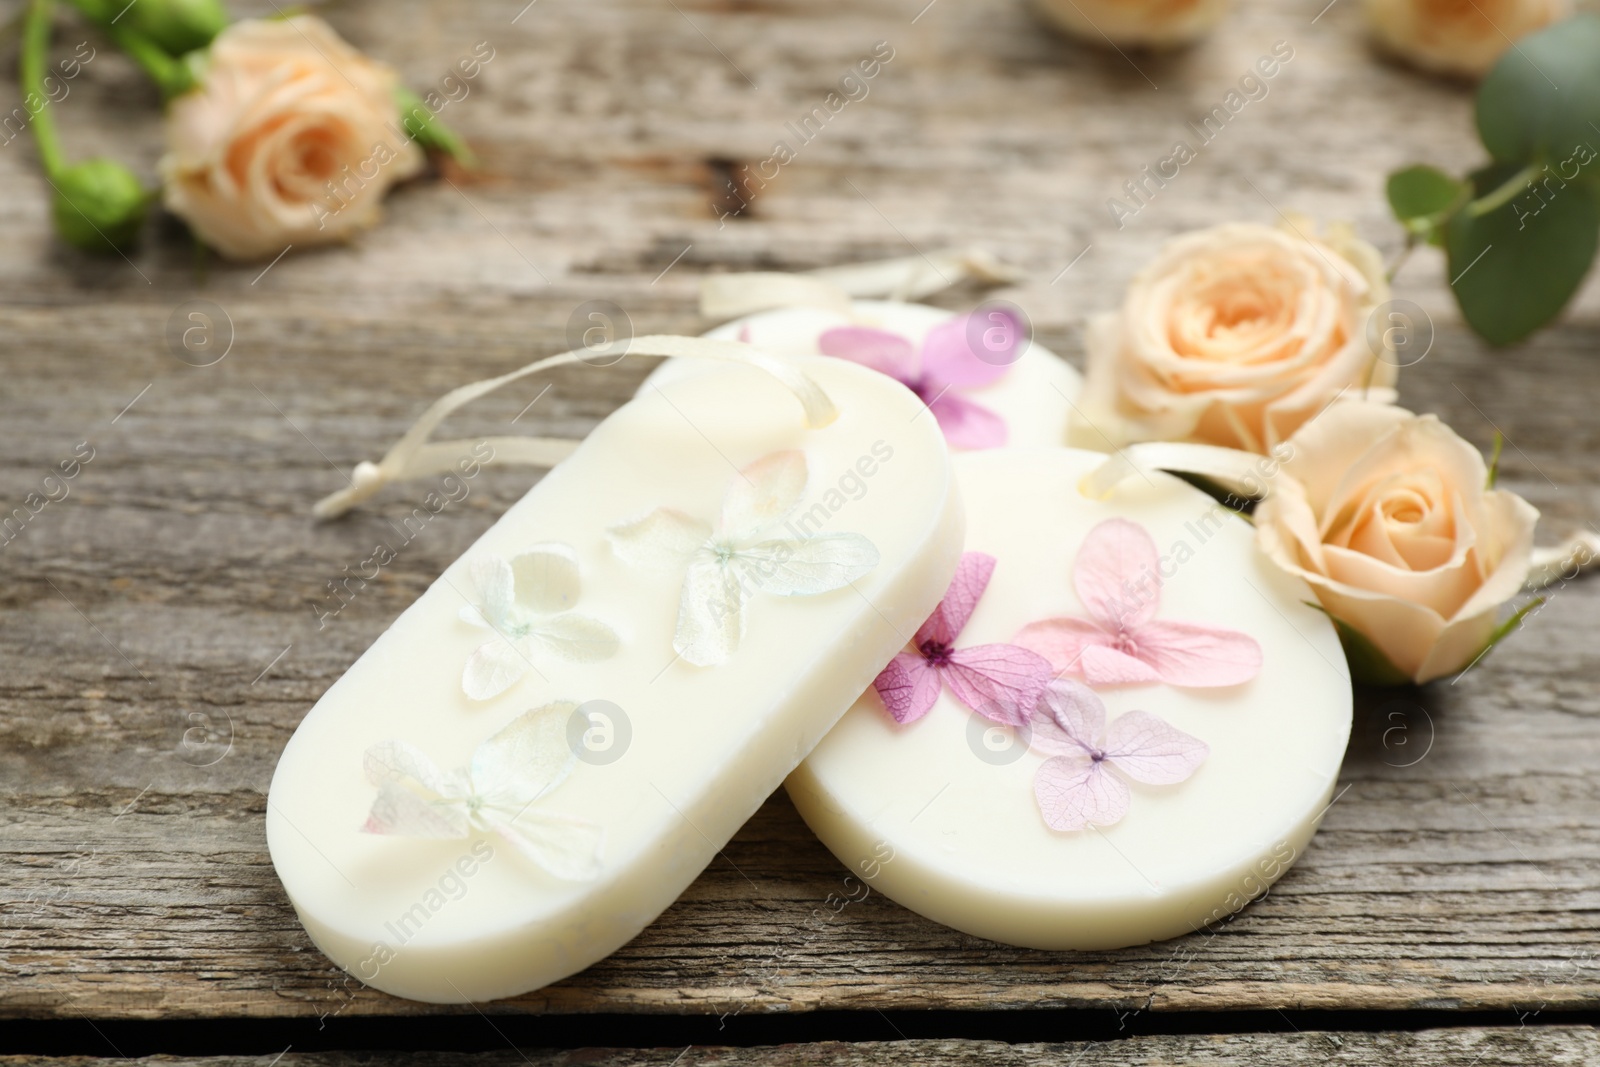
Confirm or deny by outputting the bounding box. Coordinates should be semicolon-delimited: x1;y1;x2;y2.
3;0;1600;1029
5;1028;1600;1066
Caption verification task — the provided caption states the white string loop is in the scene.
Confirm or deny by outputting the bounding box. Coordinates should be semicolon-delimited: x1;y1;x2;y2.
314;335;836;520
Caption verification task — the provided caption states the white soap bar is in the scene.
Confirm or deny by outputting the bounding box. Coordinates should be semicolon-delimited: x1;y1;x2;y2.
641;300;1082;449
787;448;1350;950
267;356;963;1003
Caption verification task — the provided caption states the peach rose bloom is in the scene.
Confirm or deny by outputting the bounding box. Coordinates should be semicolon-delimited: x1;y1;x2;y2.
160;16;424;260
1071;221;1394;455
1256;403;1538;684
1033;0;1232;47
1366;0;1569;78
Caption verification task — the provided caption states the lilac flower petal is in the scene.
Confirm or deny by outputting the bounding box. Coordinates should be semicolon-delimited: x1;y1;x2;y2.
1134;620;1264;688
1073;518;1162;631
1012;616;1117;676
874;651;943;724
943;643;1053;725
1032;678;1106;755
818;326;920;382
1104;710;1209;785
928;393;1008;450
1034;756;1129;832
921;311;1017;388
915;552;997;647
1080;644;1163;687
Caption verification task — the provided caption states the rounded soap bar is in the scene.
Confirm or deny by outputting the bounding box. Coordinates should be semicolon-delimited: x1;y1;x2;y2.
786;448;1351;950
268;356;963;1002
641;300;1083;449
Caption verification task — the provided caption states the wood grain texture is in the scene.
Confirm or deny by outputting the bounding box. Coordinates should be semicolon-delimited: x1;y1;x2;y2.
3;0;1600;1026
5;1028;1600;1066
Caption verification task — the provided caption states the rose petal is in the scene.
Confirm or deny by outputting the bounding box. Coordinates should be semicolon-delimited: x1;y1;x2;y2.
1279;402;1414;517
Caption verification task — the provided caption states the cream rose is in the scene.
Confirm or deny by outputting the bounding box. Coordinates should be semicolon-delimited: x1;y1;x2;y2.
1256;403;1538;684
1366;0;1569;78
160;16;424;260
1071;221;1394;456
1033;0;1232;47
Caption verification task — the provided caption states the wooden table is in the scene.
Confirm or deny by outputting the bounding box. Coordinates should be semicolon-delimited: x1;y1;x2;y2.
3;0;1598;1062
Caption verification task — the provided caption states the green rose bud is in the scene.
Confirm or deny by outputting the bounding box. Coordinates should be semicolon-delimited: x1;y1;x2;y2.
126;0;229;56
52;158;148;253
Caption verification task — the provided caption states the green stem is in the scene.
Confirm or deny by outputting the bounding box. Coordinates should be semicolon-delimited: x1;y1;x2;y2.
61;0;196;98
21;0;66;178
1466;162;1542;218
1385;234;1416;283
107;22;196;97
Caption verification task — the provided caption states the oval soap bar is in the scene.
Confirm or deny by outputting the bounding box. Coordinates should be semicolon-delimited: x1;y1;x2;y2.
267;356;962;1002
642;300;1082;449
786;447;1350;950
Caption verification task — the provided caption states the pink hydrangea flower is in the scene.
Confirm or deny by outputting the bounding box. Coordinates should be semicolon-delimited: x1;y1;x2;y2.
874;552;1052;725
1015;518;1262;688
818;311;1020;449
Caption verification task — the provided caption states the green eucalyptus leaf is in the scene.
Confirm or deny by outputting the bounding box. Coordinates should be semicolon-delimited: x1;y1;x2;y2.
1387;164;1469;242
1444;161;1600;345
1477;13;1600;165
